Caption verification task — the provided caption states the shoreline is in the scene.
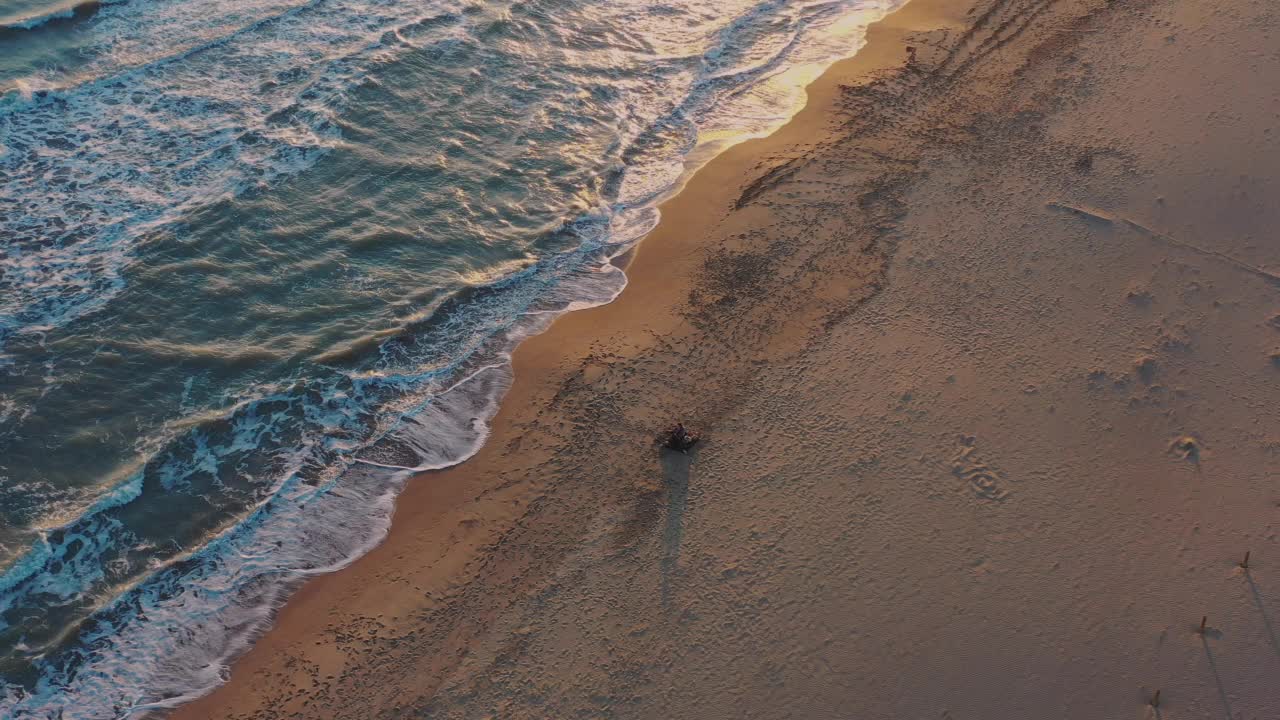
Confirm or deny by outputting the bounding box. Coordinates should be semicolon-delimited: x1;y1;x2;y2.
168;1;958;716
171;0;1280;716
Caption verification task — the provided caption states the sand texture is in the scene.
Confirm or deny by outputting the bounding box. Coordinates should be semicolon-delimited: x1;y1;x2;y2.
172;0;1280;717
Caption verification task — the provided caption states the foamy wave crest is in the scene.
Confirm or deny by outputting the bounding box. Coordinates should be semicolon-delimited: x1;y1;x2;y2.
0;0;119;32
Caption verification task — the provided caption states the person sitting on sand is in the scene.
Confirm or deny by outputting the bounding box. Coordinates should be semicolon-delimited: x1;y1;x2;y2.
672;423;688;443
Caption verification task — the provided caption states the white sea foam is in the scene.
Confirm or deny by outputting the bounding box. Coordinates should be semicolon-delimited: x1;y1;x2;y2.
0;0;119;32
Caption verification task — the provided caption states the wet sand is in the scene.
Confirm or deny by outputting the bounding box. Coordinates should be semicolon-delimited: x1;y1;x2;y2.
172;0;1280;717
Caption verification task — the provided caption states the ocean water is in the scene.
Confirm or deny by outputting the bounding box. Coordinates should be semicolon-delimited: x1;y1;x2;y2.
0;0;900;715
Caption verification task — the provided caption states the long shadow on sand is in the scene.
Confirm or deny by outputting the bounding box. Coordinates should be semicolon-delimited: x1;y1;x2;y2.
659;449;693;609
1200;634;1234;720
1243;572;1280;661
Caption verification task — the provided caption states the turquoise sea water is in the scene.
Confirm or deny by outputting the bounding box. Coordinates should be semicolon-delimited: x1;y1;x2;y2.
0;0;898;715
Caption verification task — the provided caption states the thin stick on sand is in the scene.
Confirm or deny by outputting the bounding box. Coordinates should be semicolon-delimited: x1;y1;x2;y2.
1199;616;1208;635
1241;551;1250;570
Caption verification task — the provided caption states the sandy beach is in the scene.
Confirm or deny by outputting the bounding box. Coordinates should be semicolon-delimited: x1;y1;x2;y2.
171;0;1280;717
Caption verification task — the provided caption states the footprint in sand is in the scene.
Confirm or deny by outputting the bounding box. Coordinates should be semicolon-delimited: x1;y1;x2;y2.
950;436;1011;502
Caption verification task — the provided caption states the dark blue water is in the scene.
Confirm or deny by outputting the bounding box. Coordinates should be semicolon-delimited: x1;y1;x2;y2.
0;0;899;715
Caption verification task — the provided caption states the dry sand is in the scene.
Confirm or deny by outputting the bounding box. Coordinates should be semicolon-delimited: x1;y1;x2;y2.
171;0;1280;717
